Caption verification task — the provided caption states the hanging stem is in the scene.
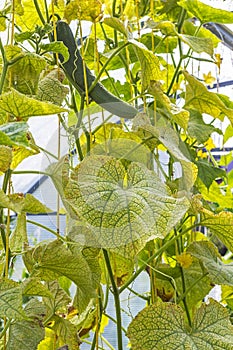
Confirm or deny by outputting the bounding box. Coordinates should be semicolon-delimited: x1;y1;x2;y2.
103;249;123;350
119;224;198;293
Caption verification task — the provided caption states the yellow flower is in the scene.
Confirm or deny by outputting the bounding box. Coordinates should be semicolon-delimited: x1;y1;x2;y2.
204;137;215;151
197;149;207;159
203;71;215;87
176;252;193;269
215;53;222;73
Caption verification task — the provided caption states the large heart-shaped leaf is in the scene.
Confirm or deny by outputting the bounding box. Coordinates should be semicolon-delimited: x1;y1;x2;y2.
127;300;233;349
64;155;189;249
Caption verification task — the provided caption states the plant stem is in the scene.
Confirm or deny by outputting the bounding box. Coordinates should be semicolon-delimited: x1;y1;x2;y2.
33;0;46;25
26;219;65;240
0;38;8;94
119;224;198;293
88;42;130;94
103;249;123;350
0;318;11;339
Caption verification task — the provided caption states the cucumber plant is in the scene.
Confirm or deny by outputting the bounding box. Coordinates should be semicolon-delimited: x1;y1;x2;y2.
0;0;233;349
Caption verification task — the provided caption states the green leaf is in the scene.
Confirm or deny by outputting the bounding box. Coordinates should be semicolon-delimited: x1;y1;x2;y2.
201;209;233;252
50;315;80;350
175;258;212;310
64;155;189;250
178;0;233;24
10;212;27;252
188;241;233;286
130;39;162;91
41;42;69;63
127;300;233;349
26;240;98;311
195;159;226;189
0;89;68;119
183;20;220;48
197;179;233;209
0;122;29;147
184;71;233;125
7;317;45;350
22;277;53;298
133;114;198;190
43;281;71;314
0;279;26;320
103;17;129;37
187;109;219;144
179;34;213;56
14;31;34;42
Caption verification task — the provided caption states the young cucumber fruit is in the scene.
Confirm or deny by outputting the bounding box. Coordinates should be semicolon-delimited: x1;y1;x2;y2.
55;20;138;119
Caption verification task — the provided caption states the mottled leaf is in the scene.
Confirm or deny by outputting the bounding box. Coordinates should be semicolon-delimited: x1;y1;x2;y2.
179;34;213;56
128;300;233;349
7;320;44;350
201;209;233;252
0;145;12;172
22;278;53;298
43;281;71;314
133;114;197;190
64;155;189;249
6;48;46;94
0;279;26;320
27;240;97;310
0;89;68;119
50;315;80;350
10;212;27;252
188;241;233;286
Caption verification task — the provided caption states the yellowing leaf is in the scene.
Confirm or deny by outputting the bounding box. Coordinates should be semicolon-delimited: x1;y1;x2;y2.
10;212;27;252
15;0;46;30
15;0;24;15
0;89;68;119
64;0;103;22
128;300;233;349
130;39;162;91
178;0;233;24
184;71;233;125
